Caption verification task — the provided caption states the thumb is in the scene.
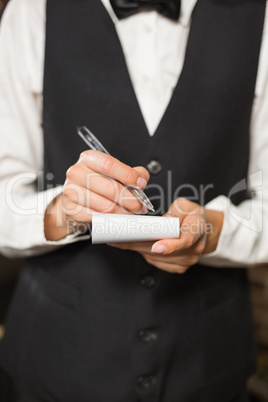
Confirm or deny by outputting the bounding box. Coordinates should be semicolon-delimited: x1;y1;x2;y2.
165;198;200;220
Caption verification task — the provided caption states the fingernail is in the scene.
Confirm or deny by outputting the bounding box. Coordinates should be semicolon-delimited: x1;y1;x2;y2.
137;177;147;190
151;244;167;254
137;205;148;215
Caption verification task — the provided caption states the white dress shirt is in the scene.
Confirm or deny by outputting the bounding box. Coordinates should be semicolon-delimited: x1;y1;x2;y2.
0;0;268;267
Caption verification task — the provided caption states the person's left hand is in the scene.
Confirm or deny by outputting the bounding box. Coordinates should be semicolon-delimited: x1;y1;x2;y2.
108;198;224;274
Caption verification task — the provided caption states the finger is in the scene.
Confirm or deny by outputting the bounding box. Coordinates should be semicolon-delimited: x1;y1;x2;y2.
108;230;198;255
64;186;130;215
133;166;150;184
150;238;184;255
141;252;199;267
63;199;134;224
161;200;198;238
107;241;198;257
151;211;206;255
67;163;150;194
107;241;154;253
167;197;201;218
151;234;201;255
79;151;148;189
63;201;98;223
150;235;198;256
143;256;189;274
64;175;145;214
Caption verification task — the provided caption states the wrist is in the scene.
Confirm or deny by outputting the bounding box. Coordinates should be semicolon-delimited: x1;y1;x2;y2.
203;209;224;254
44;194;71;241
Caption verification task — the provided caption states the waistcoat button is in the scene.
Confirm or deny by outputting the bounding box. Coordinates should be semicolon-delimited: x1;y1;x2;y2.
147;160;162;175
137;375;153;390
138;329;156;344
140;275;156;289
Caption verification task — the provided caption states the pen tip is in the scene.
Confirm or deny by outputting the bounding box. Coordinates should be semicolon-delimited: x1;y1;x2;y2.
147;205;155;213
145;200;155;213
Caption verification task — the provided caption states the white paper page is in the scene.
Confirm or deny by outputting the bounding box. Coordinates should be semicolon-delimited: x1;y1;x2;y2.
92;213;180;244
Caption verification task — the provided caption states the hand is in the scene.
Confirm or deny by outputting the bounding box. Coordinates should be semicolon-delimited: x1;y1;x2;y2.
44;151;149;241
109;198;224;274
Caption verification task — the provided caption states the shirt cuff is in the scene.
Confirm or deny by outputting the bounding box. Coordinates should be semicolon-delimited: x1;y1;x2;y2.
1;186;90;258
199;196;244;268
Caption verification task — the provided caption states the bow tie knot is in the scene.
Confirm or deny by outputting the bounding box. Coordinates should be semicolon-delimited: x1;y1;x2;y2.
110;0;181;21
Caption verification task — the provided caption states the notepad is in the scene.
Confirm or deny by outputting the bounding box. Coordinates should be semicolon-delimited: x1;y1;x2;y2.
91;213;180;244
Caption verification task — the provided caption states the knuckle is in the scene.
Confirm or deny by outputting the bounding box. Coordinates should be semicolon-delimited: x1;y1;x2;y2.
188;234;196;247
84;172;95;190
78;151;87;163
143;168;150;181
102;199;117;213
131;200;143;213
175;266;188;274
66;165;76;180
173;198;188;216
79;150;93;160
105;180;117;198
145;255;154;264
63;186;74;199
176;197;197;215
63;183;82;201
183;237;193;249
189;256;199;266
124;168;136;184
194;241;205;255
79;151;86;160
177;197;188;208
63;200;74;213
102;157;115;174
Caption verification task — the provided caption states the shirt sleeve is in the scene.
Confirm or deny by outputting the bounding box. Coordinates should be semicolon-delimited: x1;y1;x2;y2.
200;4;268;268
0;0;90;259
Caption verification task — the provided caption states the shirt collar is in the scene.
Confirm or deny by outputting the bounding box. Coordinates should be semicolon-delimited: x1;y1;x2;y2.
101;0;198;27
179;0;198;27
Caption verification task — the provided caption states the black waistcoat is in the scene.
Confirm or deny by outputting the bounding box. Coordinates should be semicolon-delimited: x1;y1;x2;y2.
0;1;266;401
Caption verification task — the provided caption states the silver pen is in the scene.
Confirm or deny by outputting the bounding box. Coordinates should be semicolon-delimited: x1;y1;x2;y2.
77;126;155;212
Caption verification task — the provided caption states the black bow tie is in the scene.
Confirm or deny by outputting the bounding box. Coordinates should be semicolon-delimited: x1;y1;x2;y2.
110;0;181;21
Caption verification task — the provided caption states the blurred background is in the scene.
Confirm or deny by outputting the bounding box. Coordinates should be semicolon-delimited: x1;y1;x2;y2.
0;0;268;400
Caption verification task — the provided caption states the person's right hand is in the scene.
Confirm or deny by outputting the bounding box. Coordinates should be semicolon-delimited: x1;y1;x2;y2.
44;150;150;241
